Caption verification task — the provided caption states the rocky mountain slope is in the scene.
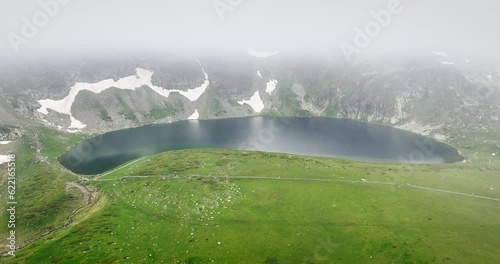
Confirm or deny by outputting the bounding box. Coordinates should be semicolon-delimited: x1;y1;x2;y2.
0;52;499;157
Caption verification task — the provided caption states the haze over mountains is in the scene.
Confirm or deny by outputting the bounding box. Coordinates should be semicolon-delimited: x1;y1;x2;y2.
0;51;498;162
1;0;500;59
1;2;500;263
0;0;498;160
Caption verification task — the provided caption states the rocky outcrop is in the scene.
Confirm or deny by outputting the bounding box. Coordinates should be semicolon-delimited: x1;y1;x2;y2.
0;126;24;141
0;55;498;141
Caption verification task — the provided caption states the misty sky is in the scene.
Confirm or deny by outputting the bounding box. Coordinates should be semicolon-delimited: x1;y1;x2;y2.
1;0;499;58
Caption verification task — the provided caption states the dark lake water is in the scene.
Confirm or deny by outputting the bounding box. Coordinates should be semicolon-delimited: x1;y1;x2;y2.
60;117;464;175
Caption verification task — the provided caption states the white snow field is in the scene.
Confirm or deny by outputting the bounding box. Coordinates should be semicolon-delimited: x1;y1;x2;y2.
238;91;265;113
188;109;200;120
37;61;209;129
265;79;278;95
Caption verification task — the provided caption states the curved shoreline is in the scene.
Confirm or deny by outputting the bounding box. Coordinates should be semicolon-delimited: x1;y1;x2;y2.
58;116;464;175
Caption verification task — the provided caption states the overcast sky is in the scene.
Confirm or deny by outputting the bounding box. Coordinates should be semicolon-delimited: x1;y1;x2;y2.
1;0;499;59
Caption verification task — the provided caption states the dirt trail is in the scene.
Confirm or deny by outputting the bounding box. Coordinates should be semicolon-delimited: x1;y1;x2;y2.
0;181;99;256
66;181;95;208
31;130;48;164
93;157;146;181
96;174;500;202
1;130;100;256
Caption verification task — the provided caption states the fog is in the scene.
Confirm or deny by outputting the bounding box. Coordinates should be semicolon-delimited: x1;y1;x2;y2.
1;0;499;60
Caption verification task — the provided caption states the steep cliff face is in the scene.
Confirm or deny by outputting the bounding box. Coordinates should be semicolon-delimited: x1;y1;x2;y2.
0;54;498;150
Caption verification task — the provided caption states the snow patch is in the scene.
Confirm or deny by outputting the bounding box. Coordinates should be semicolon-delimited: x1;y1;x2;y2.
69;116;87;130
0;141;11;145
174;61;210;101
265;79;278;95
238;91;265;113
0;155;14;165
188;109;200;120
247;48;279;58
37;61;209;129
257;70;262;78
493;153;496;156
66;129;81;134
441;61;454;65
38;68;158;116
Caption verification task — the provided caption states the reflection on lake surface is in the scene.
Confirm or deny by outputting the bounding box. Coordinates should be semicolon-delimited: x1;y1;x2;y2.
60;117;464;175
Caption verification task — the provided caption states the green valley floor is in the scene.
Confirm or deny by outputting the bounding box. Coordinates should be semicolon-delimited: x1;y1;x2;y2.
1;128;499;263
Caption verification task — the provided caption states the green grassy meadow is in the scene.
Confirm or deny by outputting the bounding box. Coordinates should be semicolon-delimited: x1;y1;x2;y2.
1;127;499;263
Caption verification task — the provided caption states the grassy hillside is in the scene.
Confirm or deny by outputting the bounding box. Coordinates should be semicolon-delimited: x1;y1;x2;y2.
5;144;499;263
0;128;90;256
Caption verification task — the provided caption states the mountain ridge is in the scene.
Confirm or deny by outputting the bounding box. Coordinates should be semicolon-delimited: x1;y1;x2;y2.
0;53;499;160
